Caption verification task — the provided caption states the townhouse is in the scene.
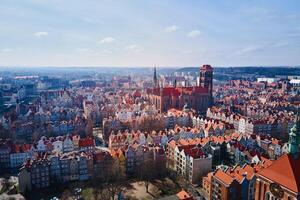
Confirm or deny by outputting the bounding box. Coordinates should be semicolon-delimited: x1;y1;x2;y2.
9;144;32;173
18;149;106;191
207;161;272;200
175;145;212;184
30;158;50;189
0;140;12;173
207;106;296;140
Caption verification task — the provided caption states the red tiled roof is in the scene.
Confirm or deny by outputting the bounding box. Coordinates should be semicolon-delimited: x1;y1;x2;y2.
133;90;142;98
184;147;205;159
214;170;234;186
11;144;31;153
149;86;208;96
258;154;300;193
79;138;95;147
176;190;193;200
201;64;213;71
93;151;110;161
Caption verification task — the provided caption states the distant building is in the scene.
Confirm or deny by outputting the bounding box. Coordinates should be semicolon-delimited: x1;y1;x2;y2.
30;159;50;189
0;140;11;173
180;146;212;184
290;79;300;89
148;65;213;113
81;80;96;88
257;78;280;84
19;167;31;194
255;112;300;200
24;84;37;97
49;156;62;183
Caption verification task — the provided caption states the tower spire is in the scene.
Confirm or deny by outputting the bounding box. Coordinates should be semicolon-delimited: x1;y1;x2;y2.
288;106;300;159
153;65;158;87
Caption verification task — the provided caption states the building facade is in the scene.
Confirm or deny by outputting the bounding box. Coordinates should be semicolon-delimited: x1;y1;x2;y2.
148;65;213;113
255;112;300;200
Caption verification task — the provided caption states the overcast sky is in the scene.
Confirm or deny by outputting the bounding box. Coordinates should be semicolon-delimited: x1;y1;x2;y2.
0;0;300;67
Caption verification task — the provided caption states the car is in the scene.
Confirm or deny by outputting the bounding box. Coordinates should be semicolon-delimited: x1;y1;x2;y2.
74;188;82;195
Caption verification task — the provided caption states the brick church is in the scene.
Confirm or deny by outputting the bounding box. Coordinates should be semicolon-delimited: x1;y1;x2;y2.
148;64;213;113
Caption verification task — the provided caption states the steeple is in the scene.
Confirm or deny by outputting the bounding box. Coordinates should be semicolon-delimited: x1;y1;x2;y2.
289;107;300;159
153;65;158;87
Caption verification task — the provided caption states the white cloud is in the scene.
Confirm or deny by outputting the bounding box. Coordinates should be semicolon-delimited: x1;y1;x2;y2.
126;44;143;52
287;33;300;38
101;49;113;54
164;25;179;32
33;31;48;38
98;37;115;44
183;49;206;55
187;30;201;37
76;48;100;55
0;48;13;53
271;42;289;48
236;45;263;55
76;48;93;53
242;7;270;16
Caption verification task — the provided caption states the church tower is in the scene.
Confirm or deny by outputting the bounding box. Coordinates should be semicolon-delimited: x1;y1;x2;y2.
153;66;158;87
289;107;300;159
199;64;213;96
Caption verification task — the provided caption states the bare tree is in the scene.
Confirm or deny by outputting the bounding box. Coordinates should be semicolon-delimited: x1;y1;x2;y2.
103;158;127;200
139;116;165;133
91;185;110;200
60;189;72;200
138;156;155;193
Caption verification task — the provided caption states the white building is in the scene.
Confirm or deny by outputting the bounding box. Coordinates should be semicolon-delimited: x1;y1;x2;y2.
257;77;279;83
174;146;212;184
290;79;300;88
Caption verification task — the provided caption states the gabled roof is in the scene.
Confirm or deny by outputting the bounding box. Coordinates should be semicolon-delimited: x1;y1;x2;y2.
176;190;193;200
214;170;234;186
258;154;300;193
201;64;213;71
79;138;95;147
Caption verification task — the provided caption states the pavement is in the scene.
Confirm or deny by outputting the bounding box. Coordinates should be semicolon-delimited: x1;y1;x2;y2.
124;181;160;200
0;193;25;200
176;180;206;200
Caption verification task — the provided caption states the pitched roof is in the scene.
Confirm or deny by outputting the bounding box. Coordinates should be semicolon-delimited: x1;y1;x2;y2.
214;170;234;186
201;64;213;71
258;154;300;193
176;190;193;200
79;138;95;147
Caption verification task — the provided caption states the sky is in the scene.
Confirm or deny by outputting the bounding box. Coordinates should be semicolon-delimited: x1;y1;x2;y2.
0;0;300;67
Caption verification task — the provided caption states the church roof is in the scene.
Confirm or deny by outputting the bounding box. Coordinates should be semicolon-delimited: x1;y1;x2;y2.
201;64;213;71
148;86;208;96
258;153;300;193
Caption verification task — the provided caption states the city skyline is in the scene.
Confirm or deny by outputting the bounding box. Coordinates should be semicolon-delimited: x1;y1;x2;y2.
0;0;300;67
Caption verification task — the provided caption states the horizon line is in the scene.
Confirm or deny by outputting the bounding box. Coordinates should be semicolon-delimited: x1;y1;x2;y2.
0;65;299;69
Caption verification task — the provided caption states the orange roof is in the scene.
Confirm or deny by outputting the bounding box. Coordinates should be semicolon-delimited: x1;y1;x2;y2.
258;154;300;193
176;190;192;200
214;170;234;186
260;157;273;168
168;140;177;148
242;165;256;180
179;139;189;146
204;172;213;182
